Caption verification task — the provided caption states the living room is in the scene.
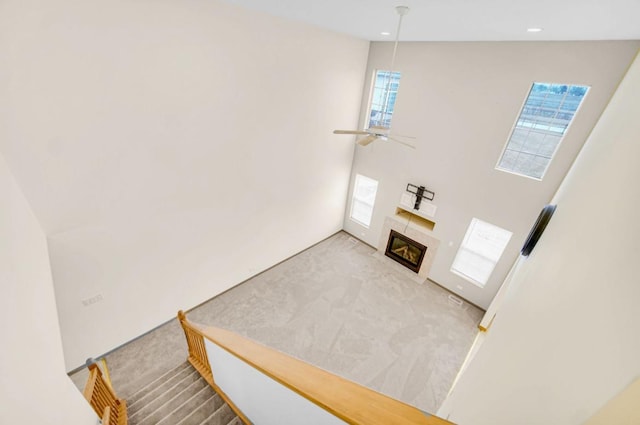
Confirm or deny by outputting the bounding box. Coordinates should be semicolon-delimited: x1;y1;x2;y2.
2;0;640;424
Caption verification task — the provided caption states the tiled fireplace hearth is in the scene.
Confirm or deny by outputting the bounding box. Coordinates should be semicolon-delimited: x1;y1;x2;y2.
377;214;440;280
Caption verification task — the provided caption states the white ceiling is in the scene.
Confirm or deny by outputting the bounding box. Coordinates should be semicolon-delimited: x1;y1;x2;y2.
222;0;640;41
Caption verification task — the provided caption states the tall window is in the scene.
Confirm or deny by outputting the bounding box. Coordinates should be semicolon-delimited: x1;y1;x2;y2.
350;174;379;228
497;82;589;180
368;70;401;128
451;218;512;287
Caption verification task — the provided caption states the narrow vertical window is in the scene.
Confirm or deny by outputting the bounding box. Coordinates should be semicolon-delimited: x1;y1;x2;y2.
451;218;513;287
497;82;589;180
350;174;379;228
368;70;401;128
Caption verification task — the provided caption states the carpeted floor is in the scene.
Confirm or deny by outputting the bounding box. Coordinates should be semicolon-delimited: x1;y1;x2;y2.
71;231;483;414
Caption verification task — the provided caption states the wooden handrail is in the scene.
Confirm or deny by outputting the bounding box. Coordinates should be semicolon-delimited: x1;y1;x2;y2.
100;357;114;390
178;311;251;425
83;363;127;425
178;311;453;425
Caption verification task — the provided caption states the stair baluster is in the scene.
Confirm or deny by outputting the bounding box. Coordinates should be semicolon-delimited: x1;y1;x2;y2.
83;362;128;425
178;310;214;387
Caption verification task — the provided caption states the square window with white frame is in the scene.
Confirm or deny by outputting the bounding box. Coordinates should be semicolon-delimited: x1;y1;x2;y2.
451;218;513;287
496;82;589;180
350;174;379;228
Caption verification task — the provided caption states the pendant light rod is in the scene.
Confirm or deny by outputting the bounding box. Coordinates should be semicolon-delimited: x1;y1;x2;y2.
379;6;409;130
389;6;409;71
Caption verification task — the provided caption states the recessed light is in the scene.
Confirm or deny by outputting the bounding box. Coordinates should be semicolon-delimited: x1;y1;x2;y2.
381;31;391;36
527;27;543;33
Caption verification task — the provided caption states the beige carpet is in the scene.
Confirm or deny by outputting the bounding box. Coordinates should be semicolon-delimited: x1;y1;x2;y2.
71;231;483;414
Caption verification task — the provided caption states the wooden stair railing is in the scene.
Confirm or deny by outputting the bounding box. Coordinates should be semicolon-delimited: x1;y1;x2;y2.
178;310;453;425
178;310;214;385
178;311;251;424
83;362;127;425
102;406;112;425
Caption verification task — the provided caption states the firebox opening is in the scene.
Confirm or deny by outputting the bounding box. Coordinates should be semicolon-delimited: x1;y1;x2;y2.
384;230;427;273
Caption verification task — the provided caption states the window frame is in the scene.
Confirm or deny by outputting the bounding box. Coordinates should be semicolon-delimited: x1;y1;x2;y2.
495;82;590;181
349;174;379;228
366;69;402;129
450;218;513;288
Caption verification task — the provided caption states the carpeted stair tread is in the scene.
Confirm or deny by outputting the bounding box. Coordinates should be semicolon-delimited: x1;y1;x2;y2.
225;417;243;425
173;393;223;425
128;368;200;416
134;377;208;425
200;403;236;425
127;362;192;405
125;362;242;425
155;385;217;425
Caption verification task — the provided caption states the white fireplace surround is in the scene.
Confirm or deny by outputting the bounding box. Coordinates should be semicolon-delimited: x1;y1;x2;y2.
377;215;441;281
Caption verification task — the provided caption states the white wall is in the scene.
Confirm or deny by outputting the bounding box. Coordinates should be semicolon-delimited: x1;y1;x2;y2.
0;0;369;369
438;51;640;424
206;340;347;425
344;41;639;308
0;154;96;424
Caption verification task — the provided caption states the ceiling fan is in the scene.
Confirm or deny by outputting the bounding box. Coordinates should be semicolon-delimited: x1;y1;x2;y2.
333;5;415;149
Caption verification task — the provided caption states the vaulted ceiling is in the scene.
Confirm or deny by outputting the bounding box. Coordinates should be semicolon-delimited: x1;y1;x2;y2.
222;0;640;41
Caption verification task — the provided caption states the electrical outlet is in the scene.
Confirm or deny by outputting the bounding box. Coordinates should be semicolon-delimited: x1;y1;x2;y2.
82;294;103;307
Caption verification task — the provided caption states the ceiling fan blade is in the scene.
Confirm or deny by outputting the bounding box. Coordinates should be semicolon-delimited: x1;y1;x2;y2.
370;125;415;138
389;132;417;140
357;135;378;146
369;126;390;136
333;129;370;135
387;136;416;149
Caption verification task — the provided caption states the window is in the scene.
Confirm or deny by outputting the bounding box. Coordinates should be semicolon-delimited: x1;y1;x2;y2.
497;82;589;180
367;70;401;128
350;174;379;228
451;218;513;287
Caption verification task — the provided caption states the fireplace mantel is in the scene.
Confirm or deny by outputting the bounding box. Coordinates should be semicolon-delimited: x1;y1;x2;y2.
395;207;435;232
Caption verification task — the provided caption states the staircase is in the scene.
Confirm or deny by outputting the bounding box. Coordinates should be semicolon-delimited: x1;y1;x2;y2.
126;362;242;425
83;310;453;425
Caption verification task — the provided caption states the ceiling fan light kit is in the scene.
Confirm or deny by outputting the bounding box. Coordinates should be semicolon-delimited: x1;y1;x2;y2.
332;5;416;149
